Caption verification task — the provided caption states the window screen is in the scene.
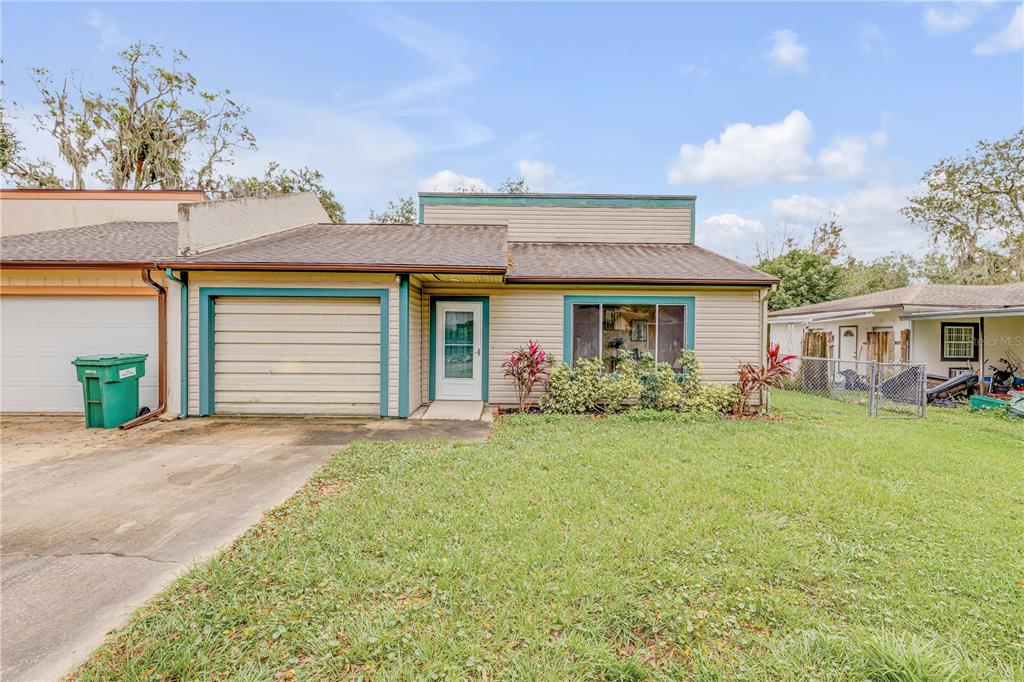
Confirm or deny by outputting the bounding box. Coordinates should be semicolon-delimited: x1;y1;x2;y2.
571;302;688;371
942;324;977;360
571;304;601;364
657;305;686;371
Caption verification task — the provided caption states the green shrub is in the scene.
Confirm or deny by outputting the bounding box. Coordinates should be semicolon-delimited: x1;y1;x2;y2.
682;382;739;415
638;361;684;411
603;355;644;413
540;359;605;414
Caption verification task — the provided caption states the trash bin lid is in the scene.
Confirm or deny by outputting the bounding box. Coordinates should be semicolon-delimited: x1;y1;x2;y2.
72;353;149;366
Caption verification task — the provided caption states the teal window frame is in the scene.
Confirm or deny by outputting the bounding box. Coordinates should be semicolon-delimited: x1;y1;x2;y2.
428;295;490;402
562;295;696;366
198;287;391;417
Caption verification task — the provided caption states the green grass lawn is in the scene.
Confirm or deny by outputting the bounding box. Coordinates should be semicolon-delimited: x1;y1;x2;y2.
75;393;1024;681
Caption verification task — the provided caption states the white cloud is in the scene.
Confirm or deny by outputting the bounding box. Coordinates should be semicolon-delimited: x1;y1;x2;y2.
669;110;815;185
771;183;924;259
974;5;1024;55
417;170;492;192
669;110;888;187
516;159;555;191
819;130;887;181
87;9;124;51
859;22;890;55
766;29;809;72
680;63;709;78
696;213;766;259
923;6;977;34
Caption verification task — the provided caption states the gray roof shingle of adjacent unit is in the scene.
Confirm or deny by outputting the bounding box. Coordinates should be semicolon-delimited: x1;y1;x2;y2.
768;282;1024;317
0;221;177;264
506;242;778;284
1;219;779;285
169;223;510;271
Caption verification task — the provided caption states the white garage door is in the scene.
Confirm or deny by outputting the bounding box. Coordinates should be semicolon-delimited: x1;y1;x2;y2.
213;297;382;415
0;296;159;413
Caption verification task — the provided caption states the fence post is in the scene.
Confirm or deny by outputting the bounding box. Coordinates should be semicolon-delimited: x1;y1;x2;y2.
868;361;876;417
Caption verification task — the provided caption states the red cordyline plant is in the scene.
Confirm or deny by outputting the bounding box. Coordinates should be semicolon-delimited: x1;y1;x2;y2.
502;340;549;412
734;342;797;415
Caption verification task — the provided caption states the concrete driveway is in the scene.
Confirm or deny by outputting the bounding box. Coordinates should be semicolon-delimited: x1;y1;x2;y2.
1;415;489;682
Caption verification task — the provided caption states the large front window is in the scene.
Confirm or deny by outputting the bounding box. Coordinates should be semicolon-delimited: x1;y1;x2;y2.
571;303;687;371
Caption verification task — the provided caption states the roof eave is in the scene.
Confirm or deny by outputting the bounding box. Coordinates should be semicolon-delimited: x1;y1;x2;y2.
0;260;153;270
506;276;778;286
155;261;508;274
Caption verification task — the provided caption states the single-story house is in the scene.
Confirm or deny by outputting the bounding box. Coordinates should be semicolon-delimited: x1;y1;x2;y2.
769;284;1024;380
1;191;778;419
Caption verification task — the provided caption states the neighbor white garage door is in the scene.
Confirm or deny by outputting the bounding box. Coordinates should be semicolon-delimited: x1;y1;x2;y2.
213;297;382;415
0;296;159;413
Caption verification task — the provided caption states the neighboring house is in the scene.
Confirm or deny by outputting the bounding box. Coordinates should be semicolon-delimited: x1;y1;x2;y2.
1;191;778;418
0;190;205;413
769;284;1024;380
0;189;207;236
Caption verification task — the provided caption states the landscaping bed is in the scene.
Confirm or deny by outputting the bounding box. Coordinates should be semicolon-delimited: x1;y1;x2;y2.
73;392;1024;680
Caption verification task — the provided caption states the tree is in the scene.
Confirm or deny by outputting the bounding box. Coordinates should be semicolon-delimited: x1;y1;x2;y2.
840;253;915;298
368;196;417;223
496;176;530;193
756;249;844;311
808;213;846;261
214;163;345;223
901;128;1024;283
3;43;344;219
0;100;62;187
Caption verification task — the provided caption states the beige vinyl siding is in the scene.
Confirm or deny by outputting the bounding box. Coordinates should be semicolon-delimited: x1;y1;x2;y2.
407;278;423;415
0;268;149;289
422;205;692;244
420;284;763;407
213;297;380;415
187;272;399;416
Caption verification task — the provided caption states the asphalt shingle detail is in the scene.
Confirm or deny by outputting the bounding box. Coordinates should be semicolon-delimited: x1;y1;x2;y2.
169;223;509;270
1;221;177;263
768;283;1024;317
506;242;778;284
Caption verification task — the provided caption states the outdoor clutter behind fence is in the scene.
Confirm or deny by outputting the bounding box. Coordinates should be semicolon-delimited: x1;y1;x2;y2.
785;356;927;418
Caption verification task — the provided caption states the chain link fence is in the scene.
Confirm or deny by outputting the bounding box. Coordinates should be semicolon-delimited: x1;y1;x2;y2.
785;356;927;418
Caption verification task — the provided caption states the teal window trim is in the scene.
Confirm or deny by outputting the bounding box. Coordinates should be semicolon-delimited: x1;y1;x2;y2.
164;268;188;418
562;295;696;364
198;287;391;417
398;275;410;417
428;295;489;402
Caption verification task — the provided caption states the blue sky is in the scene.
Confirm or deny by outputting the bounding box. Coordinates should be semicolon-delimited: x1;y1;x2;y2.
3;1;1022;262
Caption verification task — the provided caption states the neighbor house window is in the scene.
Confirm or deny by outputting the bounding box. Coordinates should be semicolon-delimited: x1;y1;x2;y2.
571;302;687;372
941;322;979;361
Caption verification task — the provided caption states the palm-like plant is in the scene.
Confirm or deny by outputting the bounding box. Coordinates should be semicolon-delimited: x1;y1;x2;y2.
503;341;549;412
734;342;797;415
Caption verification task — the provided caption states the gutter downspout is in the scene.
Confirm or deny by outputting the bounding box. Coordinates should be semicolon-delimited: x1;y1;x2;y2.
121;269;167;429
163;268;188;417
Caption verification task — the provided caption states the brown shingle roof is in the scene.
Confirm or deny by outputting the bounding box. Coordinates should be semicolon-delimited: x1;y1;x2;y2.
0;221;177;264
506;242;778;284
166;223;509;272
768;283;1024;318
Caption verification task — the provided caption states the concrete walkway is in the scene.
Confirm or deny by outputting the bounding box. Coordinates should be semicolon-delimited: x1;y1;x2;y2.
1;415;489;682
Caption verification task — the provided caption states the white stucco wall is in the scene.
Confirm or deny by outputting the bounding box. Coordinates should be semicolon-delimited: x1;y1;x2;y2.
177;193;329;255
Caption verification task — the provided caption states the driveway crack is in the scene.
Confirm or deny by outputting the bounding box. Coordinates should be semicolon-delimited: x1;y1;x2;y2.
3;550;182;566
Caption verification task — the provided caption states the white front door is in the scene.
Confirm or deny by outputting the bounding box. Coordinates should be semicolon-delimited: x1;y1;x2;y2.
838;326;858;362
436;301;483;400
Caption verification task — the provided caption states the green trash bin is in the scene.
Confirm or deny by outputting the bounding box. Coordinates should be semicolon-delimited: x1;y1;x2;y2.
72;354;148;428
